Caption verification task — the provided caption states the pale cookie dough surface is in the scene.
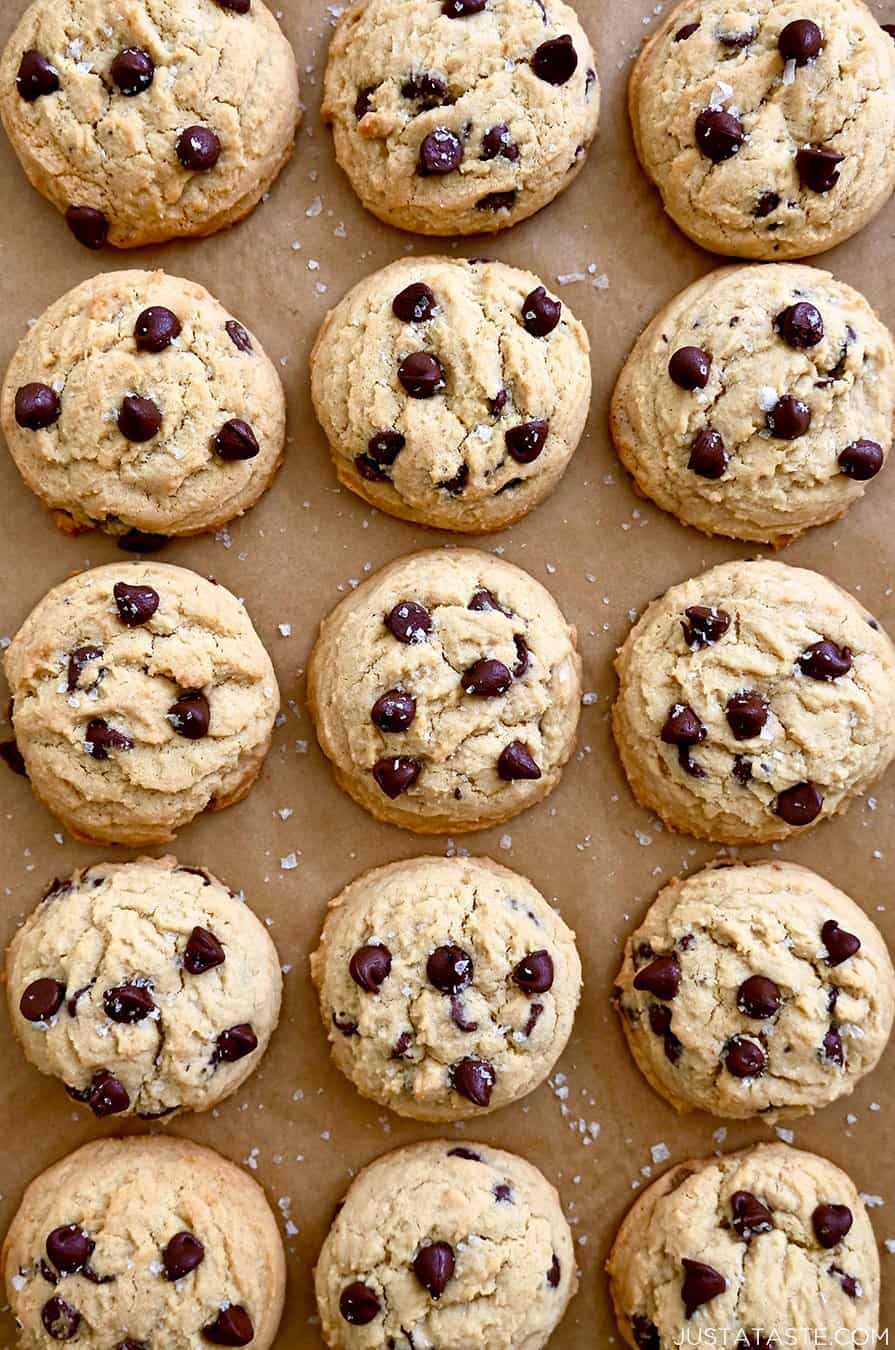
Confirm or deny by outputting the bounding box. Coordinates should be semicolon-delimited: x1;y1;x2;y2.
614;860;895;1121
6;856;282;1120
612;263;895;545
307;549;582;833
607;1143;880;1348
2;269;286;539
0;0;300;248
315;1140;576;1349
629;0;895;258
2;1135;285;1350
322;0;599;235
4;561;279;846
311;256;591;532
311;855;581;1121
613;559;895;843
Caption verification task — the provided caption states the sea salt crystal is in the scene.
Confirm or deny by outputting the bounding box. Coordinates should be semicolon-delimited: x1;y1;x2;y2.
280;853;298;870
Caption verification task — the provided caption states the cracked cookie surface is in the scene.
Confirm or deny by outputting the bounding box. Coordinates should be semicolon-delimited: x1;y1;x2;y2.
611;263;895;545
0;0;300;248
311;855;581;1121
2;1135;285;1350
314;1140;576;1349
2;269;286;539
607;1143;879;1348
322;0;599;235
4;561;279;846
613;558;895;844
614;860;894;1121
629;0;895;258
6;856;282;1120
307;548;582;834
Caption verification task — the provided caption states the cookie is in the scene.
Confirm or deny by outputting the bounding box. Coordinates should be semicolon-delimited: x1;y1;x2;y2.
629;0;895;259
614;860;895;1122
613;558;895;843
311;855;581;1121
611;263;895;545
606;1143;879;1348
311;257;591;532
0;0;300;249
314;1140;576;1349
7;856;282;1121
2;1134;285;1349
2;270;286;541
4;561;279;845
307;548;582;833
322;0;599;236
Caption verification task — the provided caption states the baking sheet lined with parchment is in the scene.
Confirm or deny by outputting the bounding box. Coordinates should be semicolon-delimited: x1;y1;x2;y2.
0;1;893;1343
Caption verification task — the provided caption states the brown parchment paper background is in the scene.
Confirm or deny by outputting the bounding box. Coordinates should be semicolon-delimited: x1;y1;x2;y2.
1;0;894;1343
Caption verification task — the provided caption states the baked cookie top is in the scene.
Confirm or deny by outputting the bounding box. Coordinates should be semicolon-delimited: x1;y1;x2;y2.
7;856;282;1120
2;1135;285;1350
607;1143;879;1348
614;860;894;1121
307;548;582;834
0;0;300;248
611;263;895;545
612;559;895;844
2;269;286;539
311;256;591;532
311;855;581;1121
322;0;599;235
4;562;279;845
629;0;895;258
314;1140;576;1349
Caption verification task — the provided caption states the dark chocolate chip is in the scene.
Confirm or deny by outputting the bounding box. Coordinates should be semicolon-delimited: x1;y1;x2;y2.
468;589;510;615
822;1025;844;1065
17;50;59;100
447;1147;482;1161
367;431;406;467
215;1023;258;1061
725;690;769;740
402;72;450;106
398;352;445;398
46;1225;93;1274
118;395;161;442
766;394;810;439
497;741;541;780
682;1259;726;1318
372;756;421;797
86;1070;130;1117
169;690;210;739
532;34;578;85
184;926;225;974
450;1055;495;1106
84;719;134;759
371;689;416;732
66;206;108;249
724;1036;767;1077
884;23;895;39
442;0;486;13
776;781;823;826
661;703;706;748
114;581;159;625
225;319;253;352
488;388;508;417
163;1231;205;1280
812;1203;853;1249
796;147;844;193
633;955;681;1000
201;1306;254;1345
797;640;852;680
778;19;823;65
493;1183;512;1202
776;301;823;349
547;1254;562;1288
386;601;431;642
754;190;781;218
737;975;781;1019
822;919;861;966
439;462;468;494
839;439;883;480
523;1002;543;1036
418;128;462;175
332;1012;358;1037
339;1283;380;1326
214;418;259;460
392;1030;412;1057
695;108;745;161
393;282;437;323
506;418;548;462
512;949;554;994
413;1241;455;1298
481;123;519;160
731;1191;773;1238
674;22;700;41
512;636;529;678
522;287;561;338
349;944;392;992
111;47;154;95
668;346;711;390
134;306;181;352
688;428;728;478
41;1297;81;1341
476;190;517;211
103;983;155;1023
462;658;512;695
719;28;754;47
427;944;472;994
682;605;730;648
830;1264;859;1297
215;0;252;10
354;85;375;119
177;126;221;171
20;978;65;1021
15;382;60;430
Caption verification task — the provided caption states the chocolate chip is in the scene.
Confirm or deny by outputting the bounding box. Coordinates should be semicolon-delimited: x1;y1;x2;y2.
506;418;548;462
84;719;134;758
754;191;781;218
418;128;462;175
46;1225;93;1274
776;301;824;349
674;22;699;41
493;1182;513;1203
427;944;472;994
215;1024;258;1061
724;1036;766;1077
163;1231;205;1280
512;949;554;994
633;955;681;1000
778;19;823;65
776;781;823;826
392;1030;412;1057
681;1259;726;1318
65;206;108;249
796;147;844;193
476;190;517;212
354;85;375;119
134;306;181;352
661;703;705;748
332;1011;358;1037
354;459;384;487
15;382;60;430
488;388;508;417
523;1002;543;1036
398;351;446;398
532;34;578;85
371;689;416;731
350;944;392;992
442;0;486;13
67;644;103;692
118;530;168;553
111;47;154;95
822;919;861;966
225;319;253;352
839;439;883;480
830;1264;859;1297
372;756;421;797
169;690;210;739
339;1283;380;1325
86;1070;130;1117
20;978;65;1021
884;23;895;39
731;1191;773;1238
440;462;468;494
103;983;155;1023
822;1025;843;1065
522;287;561;337
214;418;259;460
725;690;769;740
497;741;541;780
393;283;437;323
668;346;711;390
114;581;159;625
184;926;225;974
413;1241;455;1298
512;636;529;678
797;640;852;680
177;126;221;170
481;123;519;160
41;1298;81;1341
737;975;781;1019
695;108;745;161
118;395;161;442
447;1147;482;1161
719;28;754;47
17;50;59;100
450;1055;495;1106
812;1203;853;1249
688;428;728;478
766;394;810;439
386;601;432;643
462;658;512;696
682;605;730;648
201;1306;254;1345
214;0;252;10
469;589;510;615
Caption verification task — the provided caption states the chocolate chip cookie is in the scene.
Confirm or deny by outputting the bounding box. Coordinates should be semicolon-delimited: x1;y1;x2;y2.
2;1135;285;1349
311;854;581;1121
7;856;282;1121
615;860;895;1121
607;1143;880;1348
613;558;895;843
0;0;300;248
307;548;582;833
2;270;286;541
311;256;591;531
314;1140;576;1349
611;263;895;545
4;562;279;845
629;0;895;258
322;0;599;235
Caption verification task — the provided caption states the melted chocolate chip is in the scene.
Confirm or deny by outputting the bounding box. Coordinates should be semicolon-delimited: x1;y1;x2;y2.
497;741;541;780
215;1023;258;1061
103;983;155;1023
66;645;103;692
65;206;108;249
349;944;392;992
737;975;781;1019
418;128;463;175
523;1002;543;1036
225;319;252;352
85;1070;130;1117
134;306;181;352
402;73;450;106
681;1259;726;1318
367;430;406;466
398;351;446;397
839;439;883;480
214;418;259;460
688;427;728;478
372;757;421;797
776;302;823;349
778;19;823;65
201;1306;254;1345
163;1231;205;1280
754;190;781;218
522;287;561;337
822;1025;844;1065
447;1147;482;1162
766;394;810;439
682;605;730;648
392;1030;412;1058
371;689;416;731
111;47;154;95
506;418;548;462
114;581;159;625
15;382;60;430
724;1036;767;1078
731;1191;773;1238
442;0;486;13
481;123;519;160
822;919;861;966
830;1264;859;1298
776;781;823;826
476;190;517;212
812;1203;853;1249
118;395;161;442
796;147;844;193
41;1297;81;1341
332;1012;358;1037
393;282;437;323
725;690;769;740
719;28;754;47
669;346;711;390
386;601;431;642
633;955;681;1000
354;86;375;118
798;640;852;680
661;703;705;748
547;1254;561;1288
462;657;512;695
532;34;578;85
84;720;133;759
468;589;511;615
177;125;221;171
339;1283;380;1325
450;1055;495;1106
46;1225;93;1274
20;978;66;1021
184;927;225;974
17;50;59;100
169;690;210;739
695;108;745;161
632;1315;660;1349
427;944;472;994
413;1241;455;1299
488;388;508;417
513;636;529;677
512;949;554;994
674;22;699;41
